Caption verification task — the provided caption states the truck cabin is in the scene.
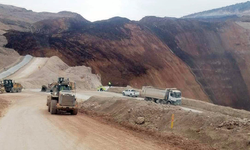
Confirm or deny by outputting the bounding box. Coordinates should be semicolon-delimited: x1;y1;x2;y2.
58;84;71;91
58;77;65;84
3;79;13;88
170;90;182;98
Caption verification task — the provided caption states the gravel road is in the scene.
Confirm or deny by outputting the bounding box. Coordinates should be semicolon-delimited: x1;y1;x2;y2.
0;91;164;150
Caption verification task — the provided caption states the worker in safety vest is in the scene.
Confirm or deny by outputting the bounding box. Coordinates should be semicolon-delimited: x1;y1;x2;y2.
108;82;111;87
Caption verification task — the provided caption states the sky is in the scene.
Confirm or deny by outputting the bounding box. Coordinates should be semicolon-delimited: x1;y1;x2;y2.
0;0;248;22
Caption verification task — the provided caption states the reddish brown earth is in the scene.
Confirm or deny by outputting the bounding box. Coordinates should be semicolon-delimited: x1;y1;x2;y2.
3;4;250;110
140;16;250;110
3;17;209;102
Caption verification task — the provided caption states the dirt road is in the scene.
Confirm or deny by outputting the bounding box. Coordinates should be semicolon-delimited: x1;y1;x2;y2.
0;91;165;150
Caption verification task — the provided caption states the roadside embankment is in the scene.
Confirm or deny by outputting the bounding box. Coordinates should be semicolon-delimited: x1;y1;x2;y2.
80;96;250;150
79;96;215;150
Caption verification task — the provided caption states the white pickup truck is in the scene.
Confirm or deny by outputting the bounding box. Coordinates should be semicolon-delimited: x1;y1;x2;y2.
122;89;140;97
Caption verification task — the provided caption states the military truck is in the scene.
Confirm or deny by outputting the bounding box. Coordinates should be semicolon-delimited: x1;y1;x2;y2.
0;79;23;93
141;86;182;105
47;77;78;115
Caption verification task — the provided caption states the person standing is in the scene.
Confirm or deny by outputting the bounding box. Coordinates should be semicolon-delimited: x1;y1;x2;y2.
108;81;112;88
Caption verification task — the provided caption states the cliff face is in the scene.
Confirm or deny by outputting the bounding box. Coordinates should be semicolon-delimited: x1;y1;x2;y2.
140;17;250;109
3;17;210;101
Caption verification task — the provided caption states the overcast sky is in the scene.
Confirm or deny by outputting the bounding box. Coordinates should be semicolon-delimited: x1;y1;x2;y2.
0;0;248;21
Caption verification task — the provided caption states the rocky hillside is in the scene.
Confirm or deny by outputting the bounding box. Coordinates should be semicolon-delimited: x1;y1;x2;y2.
140;16;250;109
3;16;209;101
3;3;250;110
0;4;86;76
184;1;250;19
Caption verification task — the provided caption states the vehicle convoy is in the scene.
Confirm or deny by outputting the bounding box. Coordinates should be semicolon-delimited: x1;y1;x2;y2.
141;86;182;105
122;89;140;97
0;79;23;94
46;77;78;115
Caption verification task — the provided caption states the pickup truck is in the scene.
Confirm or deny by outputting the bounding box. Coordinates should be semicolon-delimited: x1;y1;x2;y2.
122;89;140;97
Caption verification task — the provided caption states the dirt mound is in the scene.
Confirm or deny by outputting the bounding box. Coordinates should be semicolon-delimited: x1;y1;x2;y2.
12;56;101;90
0;47;21;72
80;97;215;150
80;96;250;150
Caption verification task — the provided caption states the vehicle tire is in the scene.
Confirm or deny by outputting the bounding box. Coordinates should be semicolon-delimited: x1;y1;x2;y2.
159;99;164;104
130;94;132;97
71;109;78;115
48;105;50;112
50;100;57;114
123;92;125;96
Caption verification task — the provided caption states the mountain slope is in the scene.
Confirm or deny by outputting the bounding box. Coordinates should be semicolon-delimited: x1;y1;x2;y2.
184;1;250;19
4;3;250;110
140;16;250;109
3;17;210;101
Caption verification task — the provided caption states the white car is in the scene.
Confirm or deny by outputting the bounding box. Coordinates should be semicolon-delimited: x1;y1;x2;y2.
122;89;140;97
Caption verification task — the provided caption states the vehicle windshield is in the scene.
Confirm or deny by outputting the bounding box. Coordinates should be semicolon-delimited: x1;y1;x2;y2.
174;92;181;98
59;85;71;91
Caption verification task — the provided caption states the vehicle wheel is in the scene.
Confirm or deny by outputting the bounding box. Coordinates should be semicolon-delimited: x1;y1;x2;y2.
158;99;164;104
123;92;125;96
50;100;57;114
130;94;132;97
71;109;78;115
48;105;50;112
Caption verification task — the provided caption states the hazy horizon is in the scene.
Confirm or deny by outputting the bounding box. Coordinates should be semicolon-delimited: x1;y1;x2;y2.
0;0;248;21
